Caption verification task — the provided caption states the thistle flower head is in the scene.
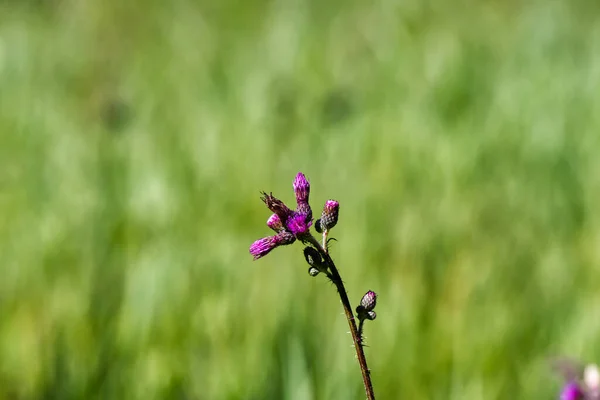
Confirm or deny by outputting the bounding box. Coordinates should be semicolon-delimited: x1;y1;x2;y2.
560;382;584;400
250;173;315;260
286;212;312;237
249;236;276;260
249;231;296;260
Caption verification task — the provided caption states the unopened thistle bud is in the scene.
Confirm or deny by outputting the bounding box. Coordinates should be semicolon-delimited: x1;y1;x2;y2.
315;219;323;234
267;214;284;232
360;290;377;311
304;247;327;273
293;172;312;220
356;290;378;322
319;200;339;231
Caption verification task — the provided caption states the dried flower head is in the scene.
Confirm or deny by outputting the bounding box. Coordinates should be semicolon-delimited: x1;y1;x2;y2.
261;192;293;224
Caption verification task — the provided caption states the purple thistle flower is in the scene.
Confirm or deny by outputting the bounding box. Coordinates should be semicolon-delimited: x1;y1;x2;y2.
249;231;296;260
561;382;585;400
267;214;284;232
286;212;312;237
251;172;315;260
293;172;312;221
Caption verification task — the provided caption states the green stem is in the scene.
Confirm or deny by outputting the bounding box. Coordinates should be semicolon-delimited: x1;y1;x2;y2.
304;234;375;400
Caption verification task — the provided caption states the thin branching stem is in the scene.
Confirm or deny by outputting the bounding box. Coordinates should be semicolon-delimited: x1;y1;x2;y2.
358;319;365;346
304;234;375;400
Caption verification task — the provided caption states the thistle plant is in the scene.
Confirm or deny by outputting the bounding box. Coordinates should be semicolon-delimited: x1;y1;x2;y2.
552;358;600;399
249;172;378;400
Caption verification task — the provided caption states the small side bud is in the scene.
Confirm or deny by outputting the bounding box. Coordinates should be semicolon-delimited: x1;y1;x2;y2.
360;290;377;312
304;247;322;266
356;290;378;322
308;267;320;277
304;246;328;273
315;219;323;234
319;200;339;231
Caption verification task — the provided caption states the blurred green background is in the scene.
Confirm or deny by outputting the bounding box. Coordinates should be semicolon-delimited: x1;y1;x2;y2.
1;0;600;398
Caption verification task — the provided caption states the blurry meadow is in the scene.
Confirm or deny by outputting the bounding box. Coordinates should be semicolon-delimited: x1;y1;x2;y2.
2;0;600;398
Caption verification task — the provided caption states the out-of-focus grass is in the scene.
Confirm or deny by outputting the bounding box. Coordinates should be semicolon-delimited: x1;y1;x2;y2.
1;0;600;398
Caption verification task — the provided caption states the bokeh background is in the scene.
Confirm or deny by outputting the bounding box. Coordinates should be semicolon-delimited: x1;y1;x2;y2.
2;0;600;398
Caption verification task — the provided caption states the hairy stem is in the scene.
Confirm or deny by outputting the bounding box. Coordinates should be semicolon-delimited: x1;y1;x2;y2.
358;319;365;346
305;234;375;400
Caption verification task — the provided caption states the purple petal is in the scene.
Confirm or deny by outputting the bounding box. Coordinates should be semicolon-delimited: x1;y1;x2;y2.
249;236;277;260
561;382;584;400
249;232;296;260
267;214;284;232
285;212;313;237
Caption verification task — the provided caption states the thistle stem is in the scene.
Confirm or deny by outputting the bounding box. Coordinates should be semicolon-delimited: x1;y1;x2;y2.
358;319;365;346
305;234;375;400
